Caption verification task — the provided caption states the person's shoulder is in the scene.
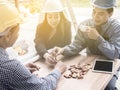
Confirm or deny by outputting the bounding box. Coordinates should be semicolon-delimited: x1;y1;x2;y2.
0;58;20;73
109;18;120;33
63;20;71;29
36;22;47;32
110;18;120;25
64;19;71;25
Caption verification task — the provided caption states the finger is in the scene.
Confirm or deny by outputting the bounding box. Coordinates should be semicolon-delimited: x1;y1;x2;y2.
47;57;56;64
46;57;53;63
56;50;61;56
30;63;40;70
52;57;58;64
33;65;40;70
29;68;38;73
48;57;56;64
53;47;59;53
52;47;56;52
50;50;56;57
52;51;57;56
29;63;36;67
86;29;91;33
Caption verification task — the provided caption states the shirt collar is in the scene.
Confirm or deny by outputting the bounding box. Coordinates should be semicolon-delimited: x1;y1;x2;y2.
101;18;111;31
94;18;112;35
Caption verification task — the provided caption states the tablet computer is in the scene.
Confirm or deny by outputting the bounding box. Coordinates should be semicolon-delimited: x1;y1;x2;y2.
92;59;114;74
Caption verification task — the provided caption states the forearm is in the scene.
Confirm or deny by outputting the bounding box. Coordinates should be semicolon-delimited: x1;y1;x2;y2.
95;36;120;59
63;42;83;56
39;69;61;90
63;29;85;56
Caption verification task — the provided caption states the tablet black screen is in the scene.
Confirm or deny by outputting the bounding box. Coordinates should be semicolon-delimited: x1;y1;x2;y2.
94;61;113;72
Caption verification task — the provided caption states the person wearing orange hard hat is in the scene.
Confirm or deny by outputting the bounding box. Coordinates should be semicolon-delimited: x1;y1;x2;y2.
0;2;66;90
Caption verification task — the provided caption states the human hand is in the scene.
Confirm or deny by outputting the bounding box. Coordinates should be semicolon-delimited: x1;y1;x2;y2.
86;27;100;40
52;46;64;56
25;63;40;73
43;52;57;66
55;61;66;74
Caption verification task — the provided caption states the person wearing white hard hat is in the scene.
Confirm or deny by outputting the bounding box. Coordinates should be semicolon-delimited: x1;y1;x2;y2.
52;0;120;89
34;0;71;65
0;3;66;90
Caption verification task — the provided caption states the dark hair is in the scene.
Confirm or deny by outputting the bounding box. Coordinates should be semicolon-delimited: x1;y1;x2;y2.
41;12;70;36
43;12;69;26
107;8;114;13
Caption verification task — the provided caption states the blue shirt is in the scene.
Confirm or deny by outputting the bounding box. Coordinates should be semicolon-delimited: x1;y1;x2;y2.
0;48;61;90
63;18;120;59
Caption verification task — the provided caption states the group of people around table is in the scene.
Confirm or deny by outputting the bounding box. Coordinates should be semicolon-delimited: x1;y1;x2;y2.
0;0;120;90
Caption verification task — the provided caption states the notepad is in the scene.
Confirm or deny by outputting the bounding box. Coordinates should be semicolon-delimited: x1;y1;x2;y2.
92;59;114;74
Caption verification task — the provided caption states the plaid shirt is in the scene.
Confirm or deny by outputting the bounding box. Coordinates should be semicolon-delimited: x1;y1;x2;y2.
0;48;61;90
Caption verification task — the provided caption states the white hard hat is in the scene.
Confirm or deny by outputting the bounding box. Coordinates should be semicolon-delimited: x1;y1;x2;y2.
91;0;117;9
0;3;21;36
43;0;63;13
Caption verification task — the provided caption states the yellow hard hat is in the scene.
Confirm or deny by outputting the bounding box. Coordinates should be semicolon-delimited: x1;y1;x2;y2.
0;3;21;36
43;0;63;13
